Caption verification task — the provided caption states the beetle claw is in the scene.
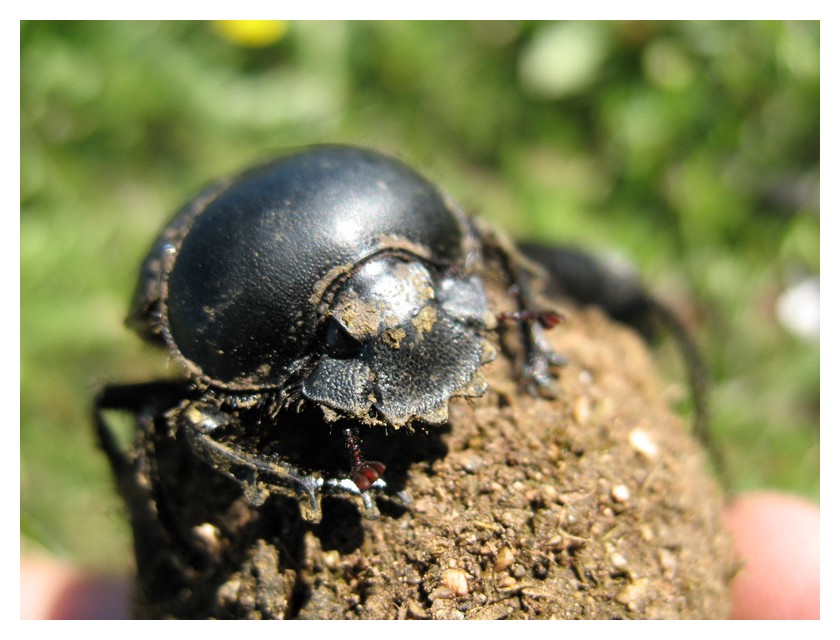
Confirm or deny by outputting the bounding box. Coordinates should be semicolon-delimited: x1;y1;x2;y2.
523;357;559;397
520;322;567;397
322;475;386;519
351;460;386;491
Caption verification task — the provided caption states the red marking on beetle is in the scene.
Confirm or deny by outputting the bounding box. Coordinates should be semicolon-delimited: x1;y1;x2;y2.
537;310;564;329
497;309;565;329
351;461;386;491
344;428;385;490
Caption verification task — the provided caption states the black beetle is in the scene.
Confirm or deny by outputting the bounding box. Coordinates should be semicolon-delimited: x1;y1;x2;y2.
96;145;563;522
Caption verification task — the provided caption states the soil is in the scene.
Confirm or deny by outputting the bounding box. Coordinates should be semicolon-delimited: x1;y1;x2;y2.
108;283;735;619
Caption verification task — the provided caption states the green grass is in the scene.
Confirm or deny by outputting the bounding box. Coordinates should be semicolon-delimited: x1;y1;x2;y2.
21;20;819;571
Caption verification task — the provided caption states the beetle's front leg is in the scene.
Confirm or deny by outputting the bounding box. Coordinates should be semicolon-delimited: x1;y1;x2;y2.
470;219;567;395
342;427;386;491
178;401;324;521
497;307;568;394
178;402;383;523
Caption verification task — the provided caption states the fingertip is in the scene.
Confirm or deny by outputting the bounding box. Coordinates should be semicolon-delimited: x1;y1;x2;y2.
21;555;131;620
724;491;819;620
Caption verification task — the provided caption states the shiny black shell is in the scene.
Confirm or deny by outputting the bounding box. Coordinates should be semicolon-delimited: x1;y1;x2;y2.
129;145;489;423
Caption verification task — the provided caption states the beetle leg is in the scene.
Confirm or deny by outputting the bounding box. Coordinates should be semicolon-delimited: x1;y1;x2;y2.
321;476;384;520
179;401;328;521
94;380;208;583
179;403;387;522
496;308;568;395
524;326;568;395
470;218;566;395
519;243;728;485
343;427;386;491
94;381;196;482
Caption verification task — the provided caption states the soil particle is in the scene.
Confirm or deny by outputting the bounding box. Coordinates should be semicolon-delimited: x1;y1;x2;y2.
120;285;735;619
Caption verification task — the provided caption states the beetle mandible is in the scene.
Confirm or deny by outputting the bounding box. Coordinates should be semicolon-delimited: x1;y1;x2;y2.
95;145;563;522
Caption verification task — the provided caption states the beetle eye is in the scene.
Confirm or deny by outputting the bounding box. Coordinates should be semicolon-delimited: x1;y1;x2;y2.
321;316;364;358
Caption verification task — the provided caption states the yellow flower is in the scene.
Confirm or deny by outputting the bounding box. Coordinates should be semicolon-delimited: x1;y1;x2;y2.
214;20;289;48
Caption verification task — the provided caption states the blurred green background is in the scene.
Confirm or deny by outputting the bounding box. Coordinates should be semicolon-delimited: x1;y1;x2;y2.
21;20;819;573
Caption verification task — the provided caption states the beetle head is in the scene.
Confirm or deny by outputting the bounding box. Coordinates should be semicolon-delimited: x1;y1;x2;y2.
301;253;494;427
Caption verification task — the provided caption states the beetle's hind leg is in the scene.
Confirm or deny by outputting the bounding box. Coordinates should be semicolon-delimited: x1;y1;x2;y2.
93;380;202;602
94;380;196;491
470;218;567;395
